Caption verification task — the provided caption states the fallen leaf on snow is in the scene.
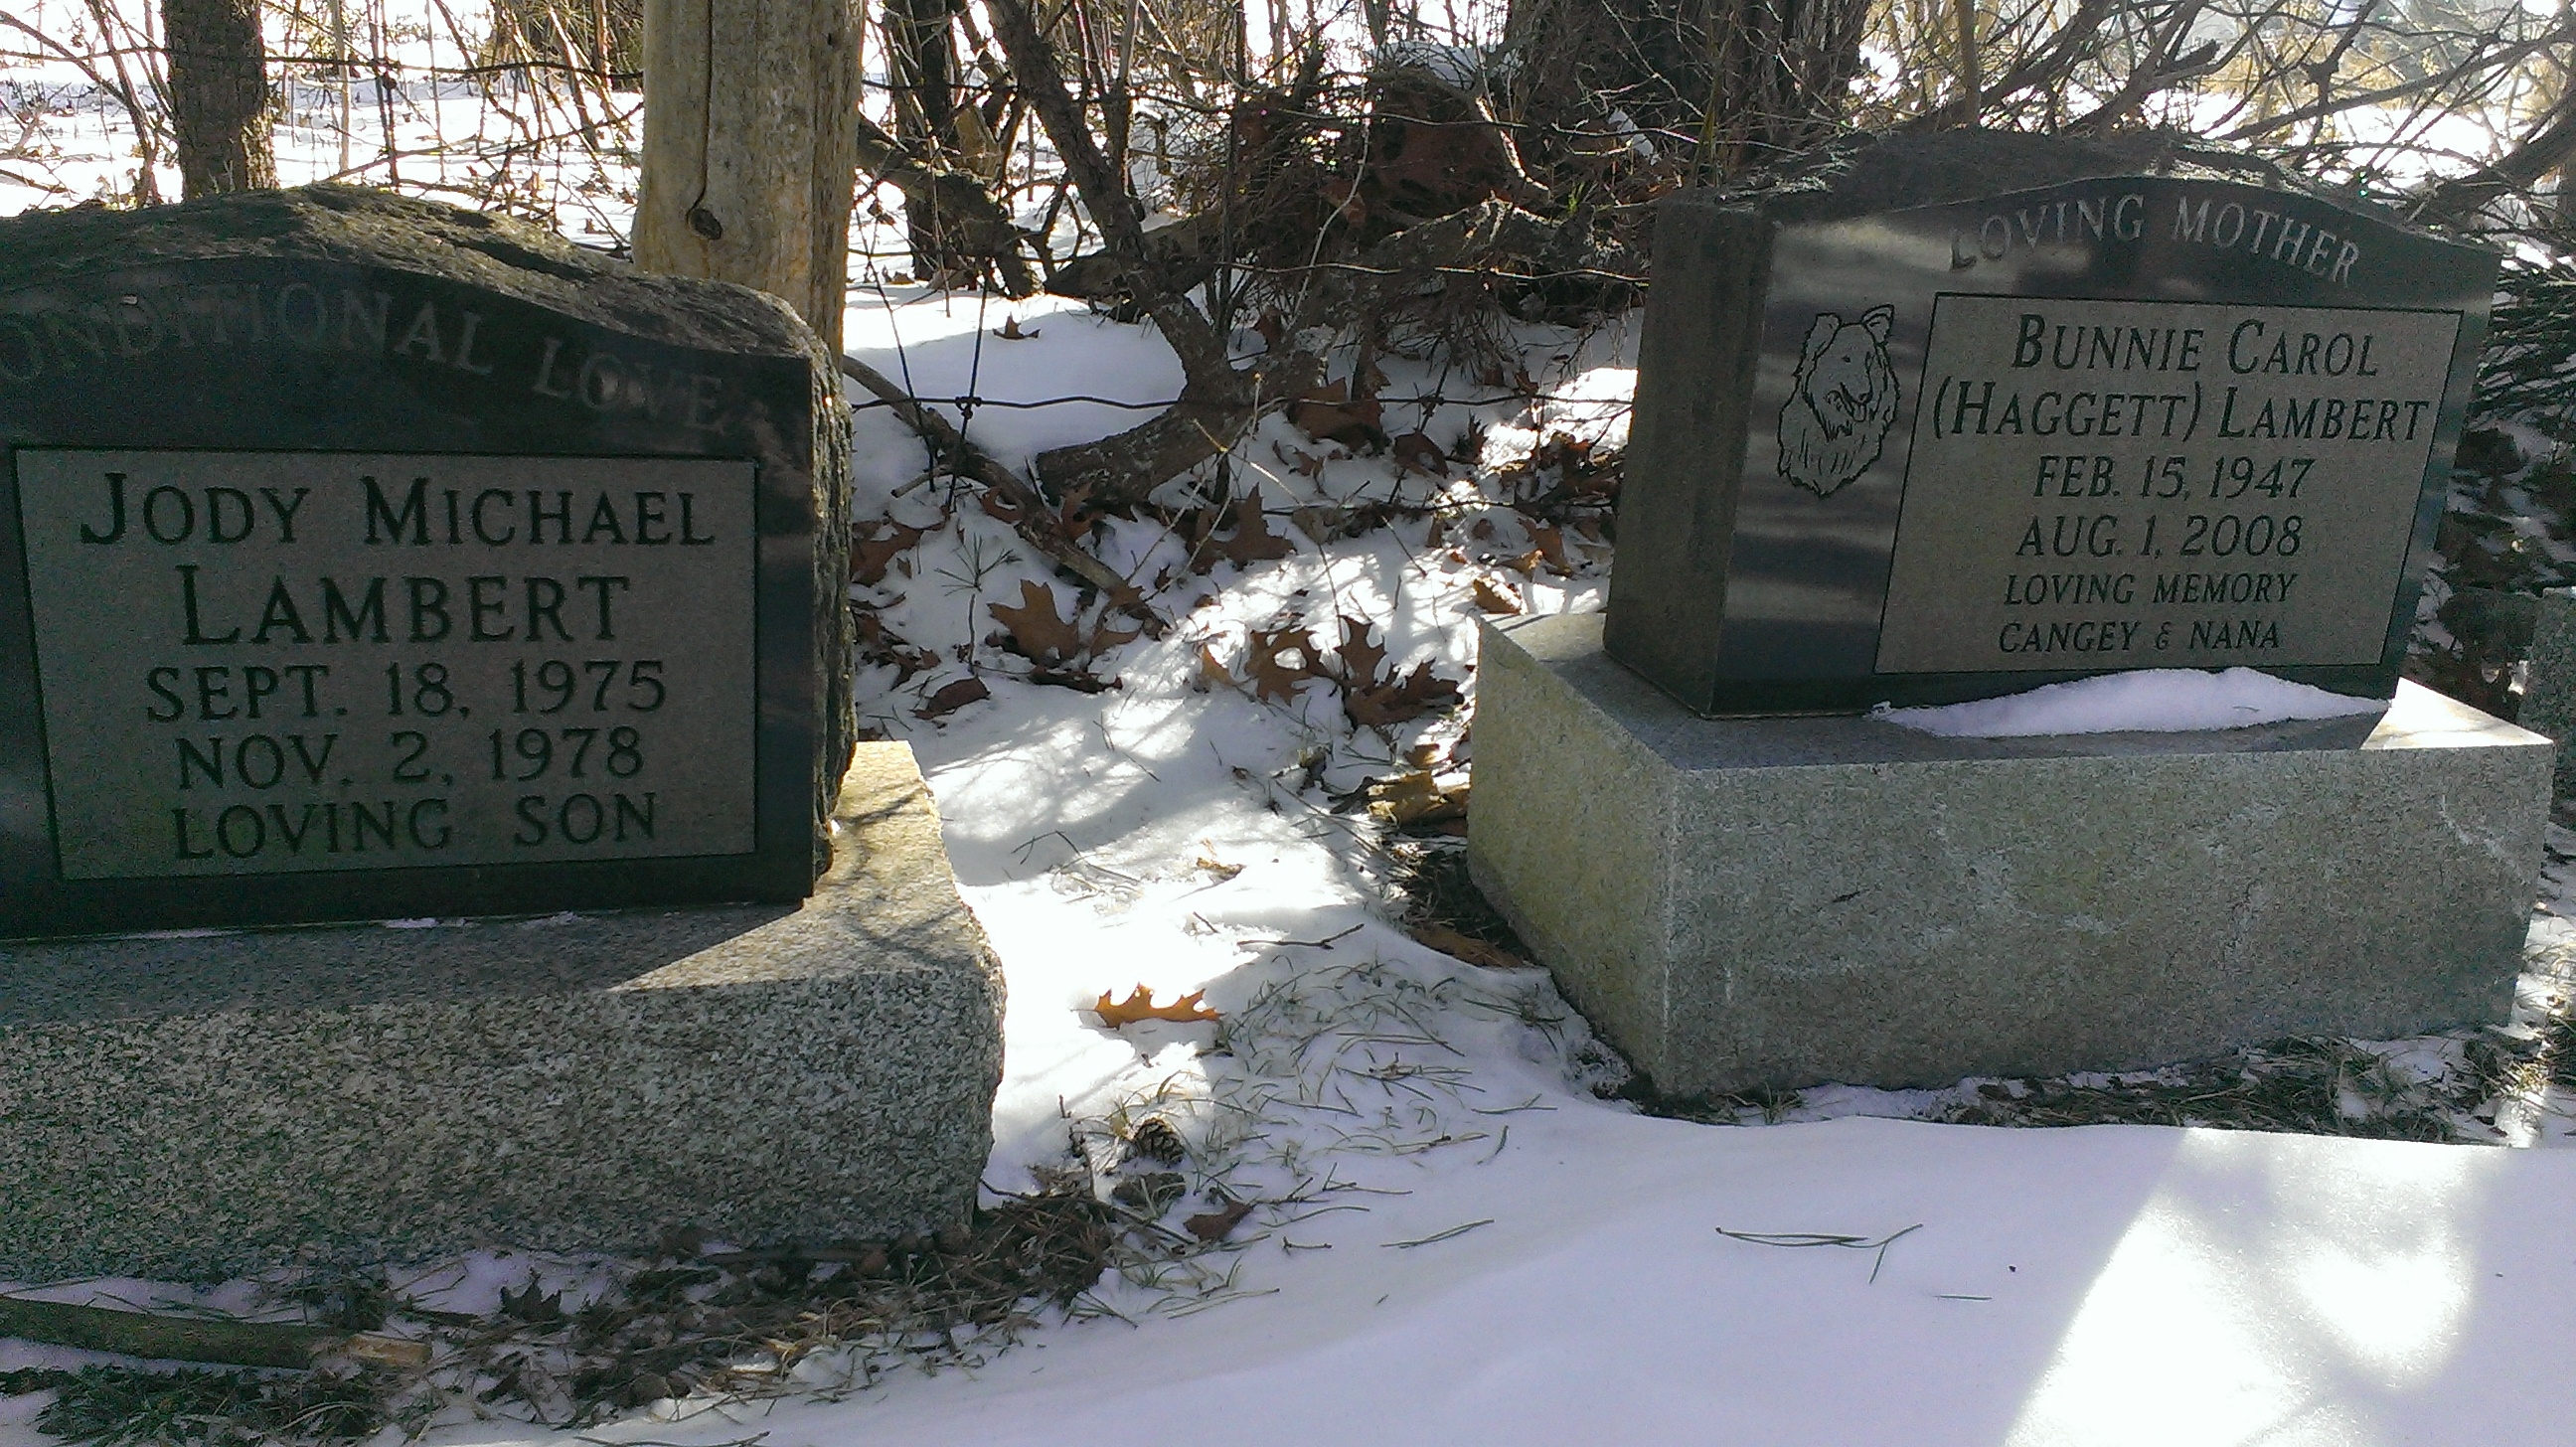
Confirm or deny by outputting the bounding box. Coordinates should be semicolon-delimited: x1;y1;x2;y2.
1360;767;1469;827
1523;519;1575;574
500;1279;566;1324
1093;985;1220;1027
913;676;991;719
992;316;1041;340
856;609;942;684
1355;663;1464;729
988;579;1085;666
1331;614;1388;693
1196;643;1236;693
851;515;932;585
1406;921;1529;972
1244;623;1322;704
1185;1199;1255;1241
1390;430;1449;477
1208;494;1297;569
989;579;1142;674
1287;378;1386;449
1324;616;1464;729
1472;577;1524;614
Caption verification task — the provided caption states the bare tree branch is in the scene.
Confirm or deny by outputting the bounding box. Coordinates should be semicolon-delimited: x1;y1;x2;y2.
2219;18;2574;146
981;0;1274;506
2420;84;2576;226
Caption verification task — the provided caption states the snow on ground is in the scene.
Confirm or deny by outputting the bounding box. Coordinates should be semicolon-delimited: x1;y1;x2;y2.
392;1119;2576;1447
817;293;2576;1445
366;294;2566;1447
6;294;2576;1447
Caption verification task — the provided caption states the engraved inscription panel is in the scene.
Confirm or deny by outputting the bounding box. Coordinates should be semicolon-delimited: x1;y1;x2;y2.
1873;295;2460;673
15;450;756;879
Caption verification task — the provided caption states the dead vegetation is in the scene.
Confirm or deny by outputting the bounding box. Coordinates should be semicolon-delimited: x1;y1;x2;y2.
0;1184;1124;1444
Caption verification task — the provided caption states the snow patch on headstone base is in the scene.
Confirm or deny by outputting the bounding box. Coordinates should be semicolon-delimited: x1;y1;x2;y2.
1873;667;2387;738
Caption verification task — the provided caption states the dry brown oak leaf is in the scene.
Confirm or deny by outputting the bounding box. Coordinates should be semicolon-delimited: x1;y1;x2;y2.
851;515;932;585
1287;379;1387;449
1390;430;1449;477
1244;623;1324;704
1333;615;1464;728
914;676;991;720
989;579;1140;668
1332;613;1387;689
980;479;1103;550
1406;922;1529;971
1094;985;1220;1028
1361;766;1468;828
1516;519;1577;575
1208;494;1297;570
1184;1199;1256;1241
1196;643;1237;693
856;610;942;684
1349;662;1462;727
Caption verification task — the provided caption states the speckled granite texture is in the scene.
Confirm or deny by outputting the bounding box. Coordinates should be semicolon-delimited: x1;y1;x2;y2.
1470;613;2550;1096
2515;587;2576;800
0;743;1000;1280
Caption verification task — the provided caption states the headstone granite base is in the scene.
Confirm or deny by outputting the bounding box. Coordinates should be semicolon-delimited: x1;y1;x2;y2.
0;742;1000;1281
1470;614;2548;1096
2511;586;2576;803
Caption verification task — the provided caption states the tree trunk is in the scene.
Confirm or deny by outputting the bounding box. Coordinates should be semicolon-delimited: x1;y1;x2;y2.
637;0;862;351
161;0;274;198
884;0;963;277
853;111;1036;295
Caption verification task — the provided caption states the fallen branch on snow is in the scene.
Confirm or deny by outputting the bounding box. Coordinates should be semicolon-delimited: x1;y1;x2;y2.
0;1291;428;1369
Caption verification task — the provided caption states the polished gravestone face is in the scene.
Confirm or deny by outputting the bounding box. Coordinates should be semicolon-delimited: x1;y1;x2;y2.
0;187;850;936
1606;133;2498;714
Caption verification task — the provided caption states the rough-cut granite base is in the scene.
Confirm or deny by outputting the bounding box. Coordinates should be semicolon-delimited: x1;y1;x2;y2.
0;743;999;1281
1469;614;2550;1096
2514;586;2576;800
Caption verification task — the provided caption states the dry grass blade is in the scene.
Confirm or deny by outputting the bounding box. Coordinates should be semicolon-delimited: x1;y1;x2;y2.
1380;1219;1495;1249
1714;1222;1923;1284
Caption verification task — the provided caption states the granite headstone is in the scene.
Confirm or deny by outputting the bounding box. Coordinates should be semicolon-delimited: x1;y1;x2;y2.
1608;132;2498;713
0;186;853;936
0;191;1004;1276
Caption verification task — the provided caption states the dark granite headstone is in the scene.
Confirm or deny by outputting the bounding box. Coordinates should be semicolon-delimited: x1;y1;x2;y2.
0;186;852;936
1607;132;2498;714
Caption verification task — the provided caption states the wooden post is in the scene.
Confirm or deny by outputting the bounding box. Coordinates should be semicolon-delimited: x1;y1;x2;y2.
636;0;861;352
